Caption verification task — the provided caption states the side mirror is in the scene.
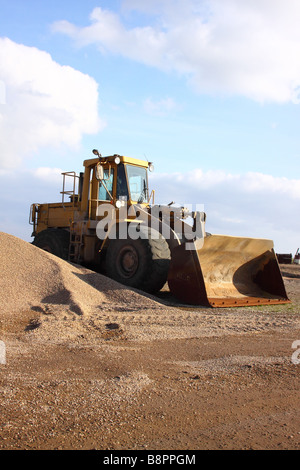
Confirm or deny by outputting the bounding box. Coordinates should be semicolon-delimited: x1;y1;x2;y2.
93;149;101;157
95;163;104;180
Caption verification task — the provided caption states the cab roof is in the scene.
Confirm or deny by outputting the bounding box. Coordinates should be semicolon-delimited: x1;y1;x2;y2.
83;155;150;169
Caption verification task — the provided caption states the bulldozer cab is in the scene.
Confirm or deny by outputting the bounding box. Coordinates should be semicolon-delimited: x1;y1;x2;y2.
83;153;153;220
96;162;149;204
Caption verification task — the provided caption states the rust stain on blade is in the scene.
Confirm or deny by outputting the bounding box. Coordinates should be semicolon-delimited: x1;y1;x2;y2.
168;235;290;307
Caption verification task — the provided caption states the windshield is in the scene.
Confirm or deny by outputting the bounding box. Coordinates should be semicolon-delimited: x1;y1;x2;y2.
126;165;148;203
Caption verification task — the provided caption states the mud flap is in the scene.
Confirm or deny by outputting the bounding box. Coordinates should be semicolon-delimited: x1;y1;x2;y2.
167;235;290;307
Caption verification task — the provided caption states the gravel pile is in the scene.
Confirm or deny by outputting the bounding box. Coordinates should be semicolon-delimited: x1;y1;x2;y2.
1;232;298;345
0;232;166;343
0;231;162;314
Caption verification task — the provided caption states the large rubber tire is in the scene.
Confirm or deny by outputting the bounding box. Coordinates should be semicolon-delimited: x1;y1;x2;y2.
105;226;171;293
32;229;70;260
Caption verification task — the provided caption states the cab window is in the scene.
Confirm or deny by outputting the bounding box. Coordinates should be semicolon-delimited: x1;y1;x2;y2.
98;168;114;201
126;165;148;203
116;164;129;200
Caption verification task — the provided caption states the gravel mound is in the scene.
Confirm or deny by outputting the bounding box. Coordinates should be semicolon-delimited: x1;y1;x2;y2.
0;232;166;343
0;232;161;315
1;232;298;345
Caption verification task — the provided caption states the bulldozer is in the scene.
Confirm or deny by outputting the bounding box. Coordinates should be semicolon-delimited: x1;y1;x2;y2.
29;149;290;307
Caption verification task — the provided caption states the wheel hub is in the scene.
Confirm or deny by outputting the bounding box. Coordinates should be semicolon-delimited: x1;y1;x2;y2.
117;246;139;278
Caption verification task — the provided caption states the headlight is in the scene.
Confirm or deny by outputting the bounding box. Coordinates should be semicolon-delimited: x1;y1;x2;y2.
148;162;154;172
116;199;126;208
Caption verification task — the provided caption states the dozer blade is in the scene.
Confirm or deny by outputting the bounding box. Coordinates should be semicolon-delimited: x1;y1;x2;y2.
168;235;290;307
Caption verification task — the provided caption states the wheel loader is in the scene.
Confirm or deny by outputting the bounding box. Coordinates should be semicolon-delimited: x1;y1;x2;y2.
29;149;290;307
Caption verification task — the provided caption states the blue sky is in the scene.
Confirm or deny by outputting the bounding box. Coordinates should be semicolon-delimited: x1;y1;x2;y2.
0;0;300;253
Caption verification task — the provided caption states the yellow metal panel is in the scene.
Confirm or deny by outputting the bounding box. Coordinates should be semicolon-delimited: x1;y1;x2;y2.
83;155;149;169
37;202;76;229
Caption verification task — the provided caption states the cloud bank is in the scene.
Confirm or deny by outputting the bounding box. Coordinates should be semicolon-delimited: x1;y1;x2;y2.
53;0;300;103
150;167;300;253
0;37;103;169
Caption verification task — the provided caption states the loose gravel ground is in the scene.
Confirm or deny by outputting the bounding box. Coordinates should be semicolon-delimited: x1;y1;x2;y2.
0;232;299;450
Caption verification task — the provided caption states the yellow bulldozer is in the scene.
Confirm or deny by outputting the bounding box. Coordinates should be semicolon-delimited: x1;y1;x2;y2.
29;150;290;307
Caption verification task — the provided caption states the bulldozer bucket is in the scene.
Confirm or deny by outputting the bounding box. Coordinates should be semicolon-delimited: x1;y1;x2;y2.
168;235;290;307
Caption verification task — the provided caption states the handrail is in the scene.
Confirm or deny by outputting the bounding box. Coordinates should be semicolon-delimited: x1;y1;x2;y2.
60;172;79;209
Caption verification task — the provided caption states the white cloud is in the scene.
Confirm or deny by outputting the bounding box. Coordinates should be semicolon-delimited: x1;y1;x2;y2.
53;0;300;103
0;37;104;169
33;167;63;183
0;79;5;104
150;168;300;253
